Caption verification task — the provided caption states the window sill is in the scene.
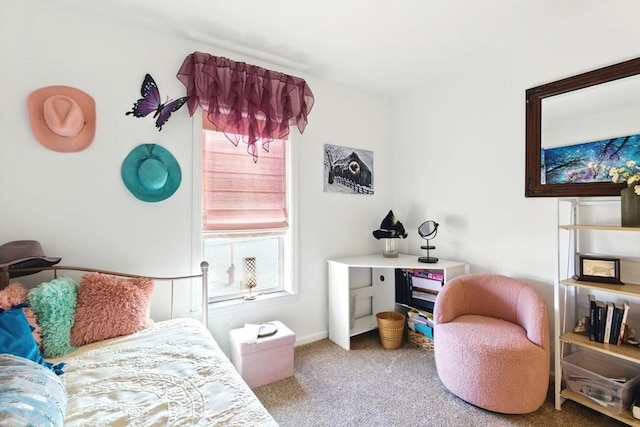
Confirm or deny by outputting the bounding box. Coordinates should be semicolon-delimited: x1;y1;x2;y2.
208;290;297;311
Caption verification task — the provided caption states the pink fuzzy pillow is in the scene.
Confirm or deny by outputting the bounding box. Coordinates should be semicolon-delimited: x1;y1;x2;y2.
0;282;42;347
70;273;154;346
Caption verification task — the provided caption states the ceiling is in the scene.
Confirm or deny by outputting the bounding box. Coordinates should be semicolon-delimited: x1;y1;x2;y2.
66;0;608;98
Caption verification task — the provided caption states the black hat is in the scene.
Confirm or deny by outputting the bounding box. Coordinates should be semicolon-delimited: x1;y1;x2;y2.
372;210;408;239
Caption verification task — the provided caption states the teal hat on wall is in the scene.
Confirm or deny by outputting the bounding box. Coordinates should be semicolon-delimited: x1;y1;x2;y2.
121;144;181;202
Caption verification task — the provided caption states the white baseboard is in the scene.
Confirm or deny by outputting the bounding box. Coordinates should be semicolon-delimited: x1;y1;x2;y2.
294;331;328;347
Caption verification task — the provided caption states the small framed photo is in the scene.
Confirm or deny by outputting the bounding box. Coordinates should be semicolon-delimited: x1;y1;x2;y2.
574;254;623;284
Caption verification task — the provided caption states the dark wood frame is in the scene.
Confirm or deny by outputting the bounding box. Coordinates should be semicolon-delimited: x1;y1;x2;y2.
525;57;640;197
574;254;622;285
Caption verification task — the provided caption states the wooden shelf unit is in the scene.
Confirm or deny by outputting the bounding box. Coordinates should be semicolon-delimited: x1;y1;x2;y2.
554;198;640;426
560;224;640;232
560;331;640;364
560;278;640;299
560;389;640;426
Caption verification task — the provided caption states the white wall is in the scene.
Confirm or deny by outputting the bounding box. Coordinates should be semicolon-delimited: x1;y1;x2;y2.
0;1;393;354
392;2;640;366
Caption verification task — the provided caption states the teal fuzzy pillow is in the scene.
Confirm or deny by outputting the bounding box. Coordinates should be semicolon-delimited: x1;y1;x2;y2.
28;277;79;358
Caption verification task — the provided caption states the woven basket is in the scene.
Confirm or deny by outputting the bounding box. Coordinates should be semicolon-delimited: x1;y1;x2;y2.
376;311;406;349
407;330;434;351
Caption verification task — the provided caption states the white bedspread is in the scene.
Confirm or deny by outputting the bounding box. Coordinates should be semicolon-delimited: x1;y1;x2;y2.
48;318;278;427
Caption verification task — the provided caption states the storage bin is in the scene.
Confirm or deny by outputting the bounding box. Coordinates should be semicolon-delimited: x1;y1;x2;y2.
407;330;433;351
376;311;405;349
229;321;295;388
562;350;640;413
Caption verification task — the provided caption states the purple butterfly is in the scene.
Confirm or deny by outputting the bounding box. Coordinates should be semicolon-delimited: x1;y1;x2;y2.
126;73;189;131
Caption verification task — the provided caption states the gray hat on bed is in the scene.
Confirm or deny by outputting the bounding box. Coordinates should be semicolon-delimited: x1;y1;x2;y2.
0;240;61;278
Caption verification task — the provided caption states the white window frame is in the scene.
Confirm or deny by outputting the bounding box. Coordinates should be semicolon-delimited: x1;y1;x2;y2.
191;111;297;309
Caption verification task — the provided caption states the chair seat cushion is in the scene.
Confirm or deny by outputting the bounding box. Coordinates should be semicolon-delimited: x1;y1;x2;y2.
435;314;549;414
440;314;538;355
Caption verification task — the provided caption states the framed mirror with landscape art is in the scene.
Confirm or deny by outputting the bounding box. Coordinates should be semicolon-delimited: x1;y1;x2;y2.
525;57;640;198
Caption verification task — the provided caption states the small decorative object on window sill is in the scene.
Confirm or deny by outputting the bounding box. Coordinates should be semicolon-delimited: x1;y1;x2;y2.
243;257;257;300
372;210;407;258
609;161;640;227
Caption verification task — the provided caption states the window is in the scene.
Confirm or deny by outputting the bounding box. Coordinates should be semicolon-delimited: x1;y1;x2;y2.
201;117;293;302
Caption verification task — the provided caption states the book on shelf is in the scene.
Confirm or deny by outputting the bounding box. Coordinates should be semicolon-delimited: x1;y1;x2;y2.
407;310;432;325
411;275;442;294
618;300;631;346
415;322;433;339
588;294;596;342
609;302;623;345
603;301;614;343
595;299;606;343
412;270;444;282
399;303;433;319
396;270;412;304
411;289;437;303
406;308;434;335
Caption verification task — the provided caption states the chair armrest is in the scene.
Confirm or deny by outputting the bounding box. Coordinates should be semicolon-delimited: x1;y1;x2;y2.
433;277;468;325
515;285;549;350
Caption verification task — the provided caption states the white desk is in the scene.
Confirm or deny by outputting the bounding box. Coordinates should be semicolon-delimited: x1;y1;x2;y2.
327;253;468;350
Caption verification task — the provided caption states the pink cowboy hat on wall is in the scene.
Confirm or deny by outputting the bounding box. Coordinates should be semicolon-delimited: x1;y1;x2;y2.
27;86;96;152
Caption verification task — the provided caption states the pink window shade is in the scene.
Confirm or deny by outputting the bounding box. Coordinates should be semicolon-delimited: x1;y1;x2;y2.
178;52;314;162
202;119;287;231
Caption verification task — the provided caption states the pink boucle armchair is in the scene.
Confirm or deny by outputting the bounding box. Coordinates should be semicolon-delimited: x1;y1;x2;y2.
433;273;550;414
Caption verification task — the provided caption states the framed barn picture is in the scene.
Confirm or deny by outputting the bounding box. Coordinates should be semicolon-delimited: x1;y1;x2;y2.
323;143;374;195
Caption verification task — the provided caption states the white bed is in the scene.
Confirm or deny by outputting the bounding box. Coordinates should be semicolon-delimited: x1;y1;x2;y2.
50;317;277;426
1;263;278;427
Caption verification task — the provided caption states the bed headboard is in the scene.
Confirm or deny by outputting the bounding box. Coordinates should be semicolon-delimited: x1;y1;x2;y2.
2;261;210;326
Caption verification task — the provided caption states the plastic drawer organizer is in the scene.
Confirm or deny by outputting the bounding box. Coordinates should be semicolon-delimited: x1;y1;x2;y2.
562;351;640;414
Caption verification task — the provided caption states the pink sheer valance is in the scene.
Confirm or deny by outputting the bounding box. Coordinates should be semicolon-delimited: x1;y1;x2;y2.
177;52;315;161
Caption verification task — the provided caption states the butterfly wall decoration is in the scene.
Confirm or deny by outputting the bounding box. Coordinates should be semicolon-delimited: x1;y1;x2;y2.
126;73;189;131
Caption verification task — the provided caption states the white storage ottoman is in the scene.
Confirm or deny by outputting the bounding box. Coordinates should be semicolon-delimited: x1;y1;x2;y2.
229;321;295;388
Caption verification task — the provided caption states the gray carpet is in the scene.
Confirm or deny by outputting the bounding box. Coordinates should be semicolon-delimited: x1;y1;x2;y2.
253;330;625;426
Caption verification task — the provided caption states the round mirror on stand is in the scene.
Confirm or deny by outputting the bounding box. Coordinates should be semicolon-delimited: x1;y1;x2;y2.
418;220;439;263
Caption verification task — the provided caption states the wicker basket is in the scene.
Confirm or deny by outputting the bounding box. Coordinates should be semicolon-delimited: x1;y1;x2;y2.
407;330;434;351
376;311;406;349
